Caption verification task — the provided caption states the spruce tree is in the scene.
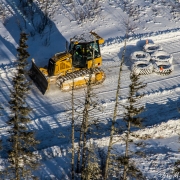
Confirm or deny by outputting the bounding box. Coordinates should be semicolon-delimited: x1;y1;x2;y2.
122;72;146;180
81;142;102;180
6;32;39;180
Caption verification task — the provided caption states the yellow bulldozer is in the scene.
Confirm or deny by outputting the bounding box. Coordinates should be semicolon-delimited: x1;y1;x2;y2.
29;31;106;94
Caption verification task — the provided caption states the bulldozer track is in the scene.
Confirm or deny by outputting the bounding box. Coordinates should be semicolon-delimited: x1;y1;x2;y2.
56;67;106;91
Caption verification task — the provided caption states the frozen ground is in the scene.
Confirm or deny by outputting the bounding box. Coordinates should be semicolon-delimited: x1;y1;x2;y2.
1;0;180;179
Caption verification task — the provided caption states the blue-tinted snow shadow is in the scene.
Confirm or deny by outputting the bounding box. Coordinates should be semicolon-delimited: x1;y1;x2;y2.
5;0;67;66
141;97;180;126
0;35;17;62
0;0;70;153
0;63;17;123
34;155;71;179
24;86;75;149
113;136;179;157
0;88;70;158
93;95;180;141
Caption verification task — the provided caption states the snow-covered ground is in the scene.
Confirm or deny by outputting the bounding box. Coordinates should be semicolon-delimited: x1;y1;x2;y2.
1;0;180;179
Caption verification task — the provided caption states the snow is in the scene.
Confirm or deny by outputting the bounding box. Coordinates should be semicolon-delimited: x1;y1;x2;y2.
1;0;180;179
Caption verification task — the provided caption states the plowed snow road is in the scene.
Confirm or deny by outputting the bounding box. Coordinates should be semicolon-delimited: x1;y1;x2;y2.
1;35;180;150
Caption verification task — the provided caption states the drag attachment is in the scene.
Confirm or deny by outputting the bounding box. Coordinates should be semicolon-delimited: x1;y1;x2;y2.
29;61;49;95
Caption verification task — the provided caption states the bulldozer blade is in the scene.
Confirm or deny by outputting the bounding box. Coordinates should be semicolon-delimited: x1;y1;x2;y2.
29;61;49;95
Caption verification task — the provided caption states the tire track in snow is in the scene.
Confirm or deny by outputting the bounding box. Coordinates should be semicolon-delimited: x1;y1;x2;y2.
1;35;180;150
26;65;179;143
1;82;179;140
0;60;179;119
0;39;161;102
27;70;180;127
2;58;179;127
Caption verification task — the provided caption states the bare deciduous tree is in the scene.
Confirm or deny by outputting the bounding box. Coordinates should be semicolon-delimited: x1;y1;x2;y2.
104;24;127;180
104;7;138;179
71;70;75;180
122;72;146;180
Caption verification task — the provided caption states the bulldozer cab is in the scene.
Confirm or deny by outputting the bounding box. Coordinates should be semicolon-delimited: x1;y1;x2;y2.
70;40;101;69
29;32;104;94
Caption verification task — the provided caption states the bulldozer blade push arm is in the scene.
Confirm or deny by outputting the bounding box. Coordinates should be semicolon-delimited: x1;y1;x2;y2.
29;61;49;95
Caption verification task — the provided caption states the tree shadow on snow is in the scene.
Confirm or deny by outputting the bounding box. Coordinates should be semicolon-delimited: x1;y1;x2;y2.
34;154;71;179
0;34;17;61
88;95;180;142
24;88;75;151
141;97;180;126
0;0;72;152
5;0;67;66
